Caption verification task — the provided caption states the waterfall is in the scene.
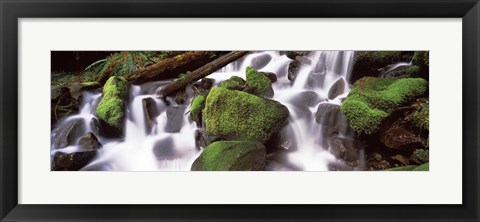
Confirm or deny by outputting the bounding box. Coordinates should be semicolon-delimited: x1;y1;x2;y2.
51;51;357;171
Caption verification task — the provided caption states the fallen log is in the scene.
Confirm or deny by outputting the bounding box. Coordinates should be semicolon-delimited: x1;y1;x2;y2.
125;51;225;85
158;51;249;97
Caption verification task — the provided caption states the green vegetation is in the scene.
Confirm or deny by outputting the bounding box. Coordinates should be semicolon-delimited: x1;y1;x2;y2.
412;51;429;68
383;165;419;171
95;76;128;131
204;87;289;142
412;103;429;130
341;77;428;135
218;76;246;91
189;95;206;125
191;141;266;171
413;163;429;171
245;66;273;97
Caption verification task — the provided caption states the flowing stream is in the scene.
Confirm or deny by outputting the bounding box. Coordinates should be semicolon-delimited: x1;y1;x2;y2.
51;51;358;171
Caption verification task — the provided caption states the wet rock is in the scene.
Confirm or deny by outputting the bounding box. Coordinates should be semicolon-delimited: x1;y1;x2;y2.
380;126;422;149
284;51;310;60
315;103;348;126
153;137;179;159
260;72;277;83
191;141;266;171
142;98;158;131
219;76;246;91
250;54;272;69
288;91;324;107
53;119;85;149
165;105;186;133
327;77;345;99
265;125;298;153
52;151;96;171
329;137;358;162
89;118;102;136
245;67;274;97
288;60;300;82
78;132;102;150
195;129;208;150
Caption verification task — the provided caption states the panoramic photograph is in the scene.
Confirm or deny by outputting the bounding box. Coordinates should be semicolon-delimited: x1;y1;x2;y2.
51;50;429;171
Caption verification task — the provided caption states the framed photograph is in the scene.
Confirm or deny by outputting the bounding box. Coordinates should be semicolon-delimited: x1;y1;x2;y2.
1;0;479;221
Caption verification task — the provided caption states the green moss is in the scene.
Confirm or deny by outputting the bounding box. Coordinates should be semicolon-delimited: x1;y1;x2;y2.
245;66;273;97
189;95;206;125
411;149;429;163
412;103;429;130
413;163;429;171
412;51;429;68
218;76;246;90
191;141;266;171
341;77;428;135
95;76;128;130
204;87;289;142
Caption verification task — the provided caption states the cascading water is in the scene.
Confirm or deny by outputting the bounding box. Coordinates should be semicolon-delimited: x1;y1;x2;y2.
51;51;360;171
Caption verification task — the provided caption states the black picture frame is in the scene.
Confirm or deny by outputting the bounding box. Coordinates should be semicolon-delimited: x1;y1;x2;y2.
1;0;479;221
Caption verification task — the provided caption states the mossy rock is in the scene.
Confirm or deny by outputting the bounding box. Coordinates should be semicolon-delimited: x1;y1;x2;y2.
204;87;289;143
95;76;128;136
245;66;274;97
189;95;206;125
412;103;429;131
351;51;414;83
341;77;428;135
191;141;266;171
218;76;246;91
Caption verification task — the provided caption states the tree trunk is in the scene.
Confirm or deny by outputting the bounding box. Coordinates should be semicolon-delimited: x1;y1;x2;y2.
125;51;224;85
158;51;249;97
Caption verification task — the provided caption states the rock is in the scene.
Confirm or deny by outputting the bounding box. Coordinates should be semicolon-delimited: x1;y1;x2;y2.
350;51;414;83
305;72;326;89
288;91;324;107
260;72;277;83
95;76;129;137
204;87;289;143
78;132;102;150
295;56;311;65
340;77;428;135
250;54;272;69
366;152;392;170
165;105;186;133
265;125;298;153
218;76;246;91
142;97;158;130
329;137;358;161
327;77;345;99
391;154;410;165
189;95;206;125
192;78;214;94
89;118;102;136
69;82;102;100
315;103;348;126
380;126;422;149
245;66;274;97
53;119;85;149
288;60;300;82
191;141;266;171
284;51;310;60
152;137;178;159
195;129;209;150
52;151;96;171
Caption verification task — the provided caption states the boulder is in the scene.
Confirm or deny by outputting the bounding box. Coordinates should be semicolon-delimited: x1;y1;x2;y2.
191;141;266;171
288;60;300;82
204;87;289;143
78;132;102;150
380;126;422;149
165;105;186;133
142;97;158;130
327;77;345;99
95;76;129;137
329;137;358;161
245;66;274;97
52;151;96;171
315;103;348;126
250;54;272;69
53;119;84;149
340;77;428;135
260;72;277;83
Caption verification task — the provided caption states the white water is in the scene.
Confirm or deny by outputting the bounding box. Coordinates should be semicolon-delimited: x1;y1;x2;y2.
51;51;357;171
